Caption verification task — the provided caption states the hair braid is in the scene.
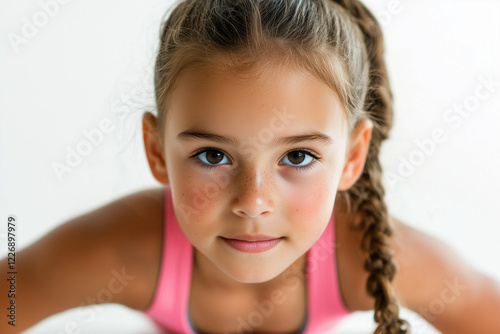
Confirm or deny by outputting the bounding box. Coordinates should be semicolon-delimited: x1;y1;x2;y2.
330;1;410;333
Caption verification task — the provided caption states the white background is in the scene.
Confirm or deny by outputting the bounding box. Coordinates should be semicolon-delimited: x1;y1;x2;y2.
1;0;499;333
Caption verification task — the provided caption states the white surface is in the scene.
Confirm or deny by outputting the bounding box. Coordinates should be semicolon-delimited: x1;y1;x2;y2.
1;0;499;333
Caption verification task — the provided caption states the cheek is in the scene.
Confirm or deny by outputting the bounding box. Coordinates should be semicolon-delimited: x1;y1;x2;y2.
282;167;339;242
171;185;221;245
290;190;322;219
173;186;220;226
286;178;335;226
170;166;229;229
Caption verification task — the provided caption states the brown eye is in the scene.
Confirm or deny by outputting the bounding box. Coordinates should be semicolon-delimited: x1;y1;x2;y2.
205;150;223;164
280;150;316;168
287;151;306;164
194;149;230;166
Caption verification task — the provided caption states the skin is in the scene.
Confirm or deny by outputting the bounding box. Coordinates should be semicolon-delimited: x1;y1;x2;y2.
1;60;499;334
143;63;372;291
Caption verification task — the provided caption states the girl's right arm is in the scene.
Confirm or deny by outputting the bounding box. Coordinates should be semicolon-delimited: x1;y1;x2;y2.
0;188;164;333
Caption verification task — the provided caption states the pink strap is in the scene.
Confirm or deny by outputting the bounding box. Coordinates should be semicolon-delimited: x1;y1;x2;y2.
144;185;195;333
304;211;351;333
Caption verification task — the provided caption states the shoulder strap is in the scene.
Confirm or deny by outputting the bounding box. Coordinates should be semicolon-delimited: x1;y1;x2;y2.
305;209;351;333
144;184;195;333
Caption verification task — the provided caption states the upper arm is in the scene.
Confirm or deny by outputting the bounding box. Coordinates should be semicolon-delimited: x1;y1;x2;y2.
0;187;164;333
0;213;119;333
390;216;500;333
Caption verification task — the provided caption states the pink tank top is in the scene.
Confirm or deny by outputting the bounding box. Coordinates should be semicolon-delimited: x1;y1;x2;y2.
144;184;351;333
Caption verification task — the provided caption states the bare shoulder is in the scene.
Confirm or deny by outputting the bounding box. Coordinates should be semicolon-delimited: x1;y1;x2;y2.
389;216;500;332
388;215;473;309
82;186;165;311
335;208;474;311
59;187;165;307
337;211;500;332
0;187;165;333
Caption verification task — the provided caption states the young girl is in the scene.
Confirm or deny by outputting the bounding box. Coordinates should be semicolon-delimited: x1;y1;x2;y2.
2;0;500;333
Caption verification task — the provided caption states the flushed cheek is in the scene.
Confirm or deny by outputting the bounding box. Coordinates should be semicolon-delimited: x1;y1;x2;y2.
290;189;327;219
285;183;334;236
172;175;230;238
171;162;229;221
175;187;218;224
172;188;222;250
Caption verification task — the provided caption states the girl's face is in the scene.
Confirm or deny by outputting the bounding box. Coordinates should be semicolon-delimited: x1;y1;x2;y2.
161;63;351;285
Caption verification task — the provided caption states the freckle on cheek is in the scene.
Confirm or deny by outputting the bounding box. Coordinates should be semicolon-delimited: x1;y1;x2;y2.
183;188;218;220
291;190;326;221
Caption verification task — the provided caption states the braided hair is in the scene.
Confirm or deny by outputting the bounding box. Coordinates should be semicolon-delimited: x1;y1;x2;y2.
329;1;410;333
152;0;409;332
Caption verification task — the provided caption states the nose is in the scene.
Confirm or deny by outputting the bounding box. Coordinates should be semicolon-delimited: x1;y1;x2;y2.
231;165;275;219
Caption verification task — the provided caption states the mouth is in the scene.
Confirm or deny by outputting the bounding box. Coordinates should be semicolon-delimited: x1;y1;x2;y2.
224;234;282;242
220;235;284;253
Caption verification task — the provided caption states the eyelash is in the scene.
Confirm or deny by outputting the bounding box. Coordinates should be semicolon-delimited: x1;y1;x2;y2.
189;147;321;171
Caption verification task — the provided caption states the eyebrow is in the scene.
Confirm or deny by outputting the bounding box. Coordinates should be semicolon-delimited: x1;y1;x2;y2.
176;128;333;146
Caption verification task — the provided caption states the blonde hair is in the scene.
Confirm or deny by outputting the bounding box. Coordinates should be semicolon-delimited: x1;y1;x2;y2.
152;0;409;332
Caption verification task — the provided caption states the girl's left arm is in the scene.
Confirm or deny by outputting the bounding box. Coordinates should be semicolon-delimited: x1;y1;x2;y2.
390;216;500;333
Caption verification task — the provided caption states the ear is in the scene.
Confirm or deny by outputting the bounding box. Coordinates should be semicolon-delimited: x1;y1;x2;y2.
142;112;169;184
338;119;373;191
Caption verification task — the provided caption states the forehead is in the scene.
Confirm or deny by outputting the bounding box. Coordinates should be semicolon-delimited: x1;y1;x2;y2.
166;63;347;142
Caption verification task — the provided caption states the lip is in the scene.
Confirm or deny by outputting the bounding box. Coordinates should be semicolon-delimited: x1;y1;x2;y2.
226;234;280;241
221;235;283;253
